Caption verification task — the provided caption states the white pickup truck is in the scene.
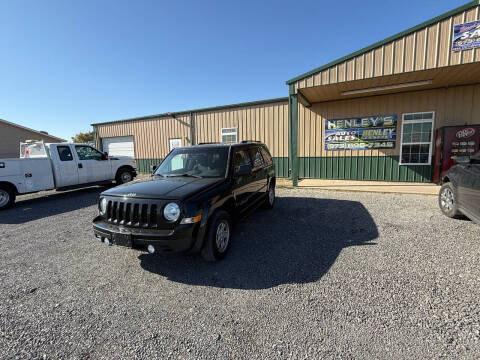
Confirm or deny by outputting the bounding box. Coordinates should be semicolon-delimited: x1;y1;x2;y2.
0;141;137;210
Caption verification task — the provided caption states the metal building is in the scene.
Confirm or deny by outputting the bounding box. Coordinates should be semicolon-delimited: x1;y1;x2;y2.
0;119;66;158
93;98;289;176
93;1;480;185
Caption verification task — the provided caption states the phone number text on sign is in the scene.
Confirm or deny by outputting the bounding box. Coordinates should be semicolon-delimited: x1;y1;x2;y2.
324;114;397;151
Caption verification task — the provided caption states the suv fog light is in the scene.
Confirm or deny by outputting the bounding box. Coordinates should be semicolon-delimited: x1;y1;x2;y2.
104;238;111;245
147;245;155;254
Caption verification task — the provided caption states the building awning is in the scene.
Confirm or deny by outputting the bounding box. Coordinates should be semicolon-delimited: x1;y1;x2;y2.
298;62;480;105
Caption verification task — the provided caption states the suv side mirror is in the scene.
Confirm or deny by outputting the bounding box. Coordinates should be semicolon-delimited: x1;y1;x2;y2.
103;152;109;160
150;164;158;174
236;164;252;176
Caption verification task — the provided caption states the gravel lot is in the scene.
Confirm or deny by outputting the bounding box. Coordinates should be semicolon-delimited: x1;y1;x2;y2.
1;186;479;359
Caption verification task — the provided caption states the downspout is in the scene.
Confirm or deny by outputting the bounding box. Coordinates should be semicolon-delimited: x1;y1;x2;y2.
93;125;102;150
190;112;195;146
288;84;299;187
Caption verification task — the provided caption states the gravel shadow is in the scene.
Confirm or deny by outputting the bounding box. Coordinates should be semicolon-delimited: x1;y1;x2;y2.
0;186;110;224
139;196;378;289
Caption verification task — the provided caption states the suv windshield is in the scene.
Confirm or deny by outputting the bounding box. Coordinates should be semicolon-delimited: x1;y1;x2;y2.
155;147;230;178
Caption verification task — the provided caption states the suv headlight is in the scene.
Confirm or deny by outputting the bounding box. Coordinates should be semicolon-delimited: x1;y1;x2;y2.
163;202;180;222
99;198;107;215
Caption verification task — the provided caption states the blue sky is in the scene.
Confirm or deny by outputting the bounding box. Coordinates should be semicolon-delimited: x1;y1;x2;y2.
0;0;468;140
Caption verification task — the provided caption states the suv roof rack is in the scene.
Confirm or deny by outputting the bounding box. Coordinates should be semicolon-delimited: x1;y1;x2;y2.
240;140;261;143
198;142;221;145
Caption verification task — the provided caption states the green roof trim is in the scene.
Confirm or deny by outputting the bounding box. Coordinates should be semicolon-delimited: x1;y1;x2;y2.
91;97;288;126
285;0;480;85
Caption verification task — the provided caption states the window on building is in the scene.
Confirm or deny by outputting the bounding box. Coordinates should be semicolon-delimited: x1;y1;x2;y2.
400;112;434;165
221;128;237;143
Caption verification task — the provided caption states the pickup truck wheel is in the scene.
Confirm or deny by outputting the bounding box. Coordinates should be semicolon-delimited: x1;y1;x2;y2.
439;183;461;218
201;210;232;262
0;186;15;210
116;170;133;184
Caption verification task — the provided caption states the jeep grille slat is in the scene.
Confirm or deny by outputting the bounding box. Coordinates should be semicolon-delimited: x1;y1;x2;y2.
104;198;161;229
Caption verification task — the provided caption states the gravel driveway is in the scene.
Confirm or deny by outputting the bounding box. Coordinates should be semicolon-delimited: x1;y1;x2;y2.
0;186;479;359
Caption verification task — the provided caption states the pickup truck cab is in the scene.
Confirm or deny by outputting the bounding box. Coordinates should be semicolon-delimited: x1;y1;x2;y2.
93;141;275;261
0;141;137;210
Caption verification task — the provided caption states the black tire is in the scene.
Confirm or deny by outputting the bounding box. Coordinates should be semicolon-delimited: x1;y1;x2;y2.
116;168;134;185
201;210;232;262
0;184;16;210
439;182;461;218
263;181;275;209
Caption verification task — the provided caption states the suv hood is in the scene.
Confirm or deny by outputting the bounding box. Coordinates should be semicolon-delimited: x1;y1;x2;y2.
102;176;225;199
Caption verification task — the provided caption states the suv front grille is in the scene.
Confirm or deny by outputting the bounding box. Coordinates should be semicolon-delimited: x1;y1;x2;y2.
106;199;159;228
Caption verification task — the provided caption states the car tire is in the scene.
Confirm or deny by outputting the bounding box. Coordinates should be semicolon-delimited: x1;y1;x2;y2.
201;210;232;262
0;185;16;210
116;169;134;185
439;182;461;218
263;182;275;209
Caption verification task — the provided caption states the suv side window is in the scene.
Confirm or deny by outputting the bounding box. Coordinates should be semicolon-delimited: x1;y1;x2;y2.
75;146;103;161
249;147;265;170
57;146;73;161
260;147;273;166
234;149;252;171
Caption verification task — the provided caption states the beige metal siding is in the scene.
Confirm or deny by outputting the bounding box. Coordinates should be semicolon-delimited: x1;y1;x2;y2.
0;122;64;158
298;84;480;158
96;115;191;159
95;100;289;160
194;101;289;158
294;5;480;91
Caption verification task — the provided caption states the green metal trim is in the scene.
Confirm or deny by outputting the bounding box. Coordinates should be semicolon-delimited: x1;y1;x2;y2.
285;0;480;85
136;158;164;173
298;156;433;183
288;85;299;187
272;157;290;178
91;97;288;126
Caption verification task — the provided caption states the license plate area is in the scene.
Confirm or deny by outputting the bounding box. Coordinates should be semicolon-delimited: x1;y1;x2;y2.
112;232;132;247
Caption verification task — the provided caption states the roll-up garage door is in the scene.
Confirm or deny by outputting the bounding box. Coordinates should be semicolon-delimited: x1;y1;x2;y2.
102;136;135;158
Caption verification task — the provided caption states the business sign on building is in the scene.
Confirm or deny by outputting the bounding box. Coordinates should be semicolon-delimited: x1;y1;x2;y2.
325;115;397;151
452;20;480;51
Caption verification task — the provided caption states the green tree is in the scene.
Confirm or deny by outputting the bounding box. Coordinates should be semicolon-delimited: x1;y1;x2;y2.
72;131;95;143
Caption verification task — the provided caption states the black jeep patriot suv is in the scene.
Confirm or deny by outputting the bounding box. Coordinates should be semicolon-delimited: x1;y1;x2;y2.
93;142;275;261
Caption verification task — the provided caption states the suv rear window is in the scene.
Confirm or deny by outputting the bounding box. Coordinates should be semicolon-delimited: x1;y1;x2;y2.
260;147;273;166
234;150;252;171
249;147;265;170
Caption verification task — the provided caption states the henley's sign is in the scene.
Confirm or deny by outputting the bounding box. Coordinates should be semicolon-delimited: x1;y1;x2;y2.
325;115;397;151
453;20;480;51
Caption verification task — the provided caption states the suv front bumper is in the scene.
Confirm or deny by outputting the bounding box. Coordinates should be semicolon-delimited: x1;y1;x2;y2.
92;217;202;253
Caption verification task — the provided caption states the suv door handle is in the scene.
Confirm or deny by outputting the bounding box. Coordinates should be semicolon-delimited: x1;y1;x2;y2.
78;163;83;169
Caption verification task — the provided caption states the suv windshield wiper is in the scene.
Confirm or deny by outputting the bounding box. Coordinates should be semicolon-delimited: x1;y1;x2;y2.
166;173;202;179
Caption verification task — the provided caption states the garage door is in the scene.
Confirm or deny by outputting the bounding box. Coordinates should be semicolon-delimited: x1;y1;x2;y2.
102;136;135;158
